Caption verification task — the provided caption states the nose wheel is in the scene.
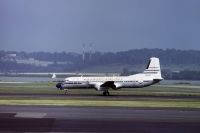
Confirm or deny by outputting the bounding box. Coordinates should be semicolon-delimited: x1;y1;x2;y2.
103;90;110;96
64;89;68;95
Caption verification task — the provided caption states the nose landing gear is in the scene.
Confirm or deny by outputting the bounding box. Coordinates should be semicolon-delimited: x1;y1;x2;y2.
64;89;68;95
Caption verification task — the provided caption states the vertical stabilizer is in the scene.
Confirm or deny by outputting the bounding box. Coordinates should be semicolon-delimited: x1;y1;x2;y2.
144;57;162;80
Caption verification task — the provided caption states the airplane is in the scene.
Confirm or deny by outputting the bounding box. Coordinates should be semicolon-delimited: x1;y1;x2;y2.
56;57;163;95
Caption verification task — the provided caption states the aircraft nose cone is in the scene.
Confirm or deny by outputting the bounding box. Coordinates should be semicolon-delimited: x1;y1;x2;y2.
56;83;62;89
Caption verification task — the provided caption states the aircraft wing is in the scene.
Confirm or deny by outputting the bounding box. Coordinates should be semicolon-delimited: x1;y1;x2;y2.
100;81;115;88
92;81;117;90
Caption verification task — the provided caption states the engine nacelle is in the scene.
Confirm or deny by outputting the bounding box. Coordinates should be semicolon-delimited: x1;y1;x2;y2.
94;83;109;91
56;83;64;90
94;82;122;91
112;83;122;90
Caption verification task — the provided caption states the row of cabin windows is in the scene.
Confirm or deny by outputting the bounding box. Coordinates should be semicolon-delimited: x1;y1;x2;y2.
66;81;149;83
65;82;82;84
65;80;150;84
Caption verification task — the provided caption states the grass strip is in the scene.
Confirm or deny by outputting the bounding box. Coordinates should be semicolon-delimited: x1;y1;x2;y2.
0;99;200;108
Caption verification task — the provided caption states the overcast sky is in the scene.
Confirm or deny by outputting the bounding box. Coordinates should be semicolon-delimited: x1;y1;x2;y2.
0;0;200;52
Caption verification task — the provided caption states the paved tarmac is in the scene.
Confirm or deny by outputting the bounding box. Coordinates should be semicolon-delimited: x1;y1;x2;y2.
0;105;200;133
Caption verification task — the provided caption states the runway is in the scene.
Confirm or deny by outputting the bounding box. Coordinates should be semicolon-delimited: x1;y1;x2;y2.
0;106;200;133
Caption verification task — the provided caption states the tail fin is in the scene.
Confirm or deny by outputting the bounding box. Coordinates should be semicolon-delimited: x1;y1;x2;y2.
144;57;163;80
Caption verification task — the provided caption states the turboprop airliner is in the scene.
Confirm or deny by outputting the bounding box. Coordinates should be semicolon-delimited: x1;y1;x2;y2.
56;57;163;95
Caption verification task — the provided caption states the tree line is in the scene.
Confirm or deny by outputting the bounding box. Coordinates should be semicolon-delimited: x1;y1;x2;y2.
1;49;200;80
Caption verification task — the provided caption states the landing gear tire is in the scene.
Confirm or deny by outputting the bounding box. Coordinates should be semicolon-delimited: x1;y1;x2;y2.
103;90;110;96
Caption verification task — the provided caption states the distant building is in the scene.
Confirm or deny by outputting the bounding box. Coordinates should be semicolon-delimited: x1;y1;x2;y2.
7;54;17;57
1;54;17;61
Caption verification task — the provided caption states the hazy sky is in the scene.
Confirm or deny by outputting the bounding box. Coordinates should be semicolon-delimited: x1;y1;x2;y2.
0;0;200;52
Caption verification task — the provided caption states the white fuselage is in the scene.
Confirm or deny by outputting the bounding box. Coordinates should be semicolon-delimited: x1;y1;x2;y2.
60;73;157;90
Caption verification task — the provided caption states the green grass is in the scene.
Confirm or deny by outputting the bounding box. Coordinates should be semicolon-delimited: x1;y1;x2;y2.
0;82;200;108
0;82;61;94
0;99;200;108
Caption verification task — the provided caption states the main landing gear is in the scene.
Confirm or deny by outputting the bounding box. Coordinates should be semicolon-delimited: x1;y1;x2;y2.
103;90;110;96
